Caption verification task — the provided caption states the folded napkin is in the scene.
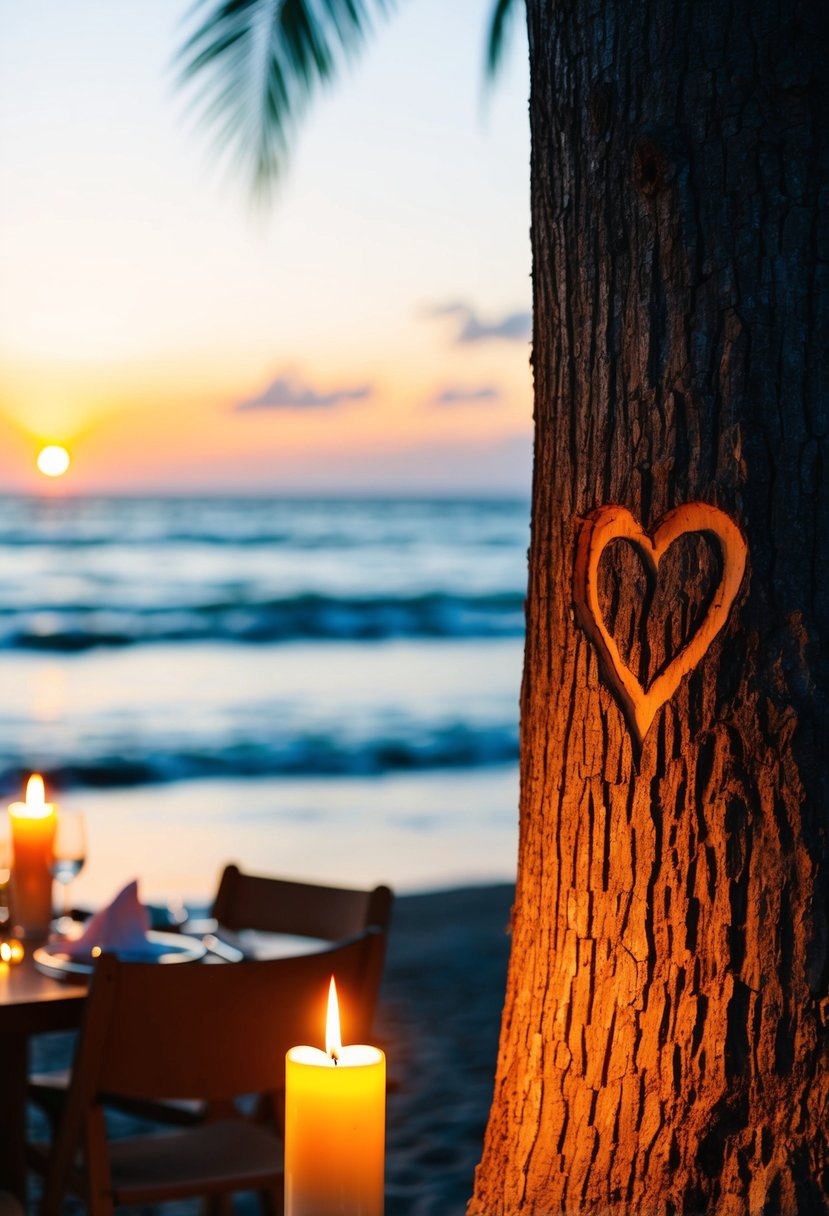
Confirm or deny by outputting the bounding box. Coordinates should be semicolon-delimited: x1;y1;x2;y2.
59;879;164;960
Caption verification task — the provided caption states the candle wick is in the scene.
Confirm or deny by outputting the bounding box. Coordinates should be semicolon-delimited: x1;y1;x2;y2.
331;1051;339;1065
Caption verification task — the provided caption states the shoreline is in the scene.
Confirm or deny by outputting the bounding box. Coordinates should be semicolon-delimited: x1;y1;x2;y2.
62;773;520;912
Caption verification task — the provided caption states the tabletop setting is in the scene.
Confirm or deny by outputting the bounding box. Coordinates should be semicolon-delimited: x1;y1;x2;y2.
1;771;512;1216
1;770;392;1214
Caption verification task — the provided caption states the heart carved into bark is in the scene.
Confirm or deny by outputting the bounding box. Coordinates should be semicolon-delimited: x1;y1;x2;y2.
574;503;748;748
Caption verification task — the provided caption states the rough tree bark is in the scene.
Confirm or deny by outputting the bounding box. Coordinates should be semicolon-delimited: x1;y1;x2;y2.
470;0;828;1212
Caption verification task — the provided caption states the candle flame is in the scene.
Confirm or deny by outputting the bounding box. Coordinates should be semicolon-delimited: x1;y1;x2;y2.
325;976;342;1062
11;773;53;818
26;774;46;806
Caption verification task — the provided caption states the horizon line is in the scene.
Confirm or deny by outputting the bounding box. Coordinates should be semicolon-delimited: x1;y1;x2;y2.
0;489;531;504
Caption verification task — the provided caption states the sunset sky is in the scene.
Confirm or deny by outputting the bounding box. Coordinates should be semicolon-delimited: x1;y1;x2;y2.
0;0;532;496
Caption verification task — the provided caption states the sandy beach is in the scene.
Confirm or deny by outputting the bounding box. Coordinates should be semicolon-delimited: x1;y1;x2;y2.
27;882;515;1215
379;884;514;1215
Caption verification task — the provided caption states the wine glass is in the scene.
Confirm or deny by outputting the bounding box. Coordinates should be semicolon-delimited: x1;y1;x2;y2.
0;818;11;931
50;810;87;935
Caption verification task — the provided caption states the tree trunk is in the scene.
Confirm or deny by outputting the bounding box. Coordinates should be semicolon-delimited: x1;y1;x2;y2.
470;0;829;1212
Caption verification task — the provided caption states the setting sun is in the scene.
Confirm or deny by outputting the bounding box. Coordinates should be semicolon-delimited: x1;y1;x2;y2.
36;445;71;478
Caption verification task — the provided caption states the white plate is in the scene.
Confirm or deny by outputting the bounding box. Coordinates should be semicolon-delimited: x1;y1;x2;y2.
33;932;207;979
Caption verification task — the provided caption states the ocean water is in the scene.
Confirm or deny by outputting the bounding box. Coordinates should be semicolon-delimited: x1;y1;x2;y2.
0;496;527;902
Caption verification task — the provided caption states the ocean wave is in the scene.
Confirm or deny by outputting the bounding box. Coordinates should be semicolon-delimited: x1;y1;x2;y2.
0;721;519;791
0;497;530;560
0;591;525;651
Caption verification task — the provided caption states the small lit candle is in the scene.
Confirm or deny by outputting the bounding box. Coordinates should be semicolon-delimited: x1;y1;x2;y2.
0;938;24;964
9;774;57;937
285;977;385;1216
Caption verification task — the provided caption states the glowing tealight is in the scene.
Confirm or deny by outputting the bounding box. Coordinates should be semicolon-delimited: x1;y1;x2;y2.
0;939;24;964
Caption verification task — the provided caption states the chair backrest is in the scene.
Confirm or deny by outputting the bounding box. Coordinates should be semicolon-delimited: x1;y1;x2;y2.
212;863;393;942
90;932;381;1102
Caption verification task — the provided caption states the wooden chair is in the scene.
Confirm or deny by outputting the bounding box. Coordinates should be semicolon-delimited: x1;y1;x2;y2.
213;864;393;940
210;865;396;1122
28;930;383;1215
211;864;393;1021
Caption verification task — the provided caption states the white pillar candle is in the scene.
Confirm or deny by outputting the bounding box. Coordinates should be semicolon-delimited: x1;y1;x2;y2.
285;977;385;1216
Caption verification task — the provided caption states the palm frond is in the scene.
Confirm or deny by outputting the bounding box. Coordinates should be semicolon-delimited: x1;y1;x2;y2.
176;0;395;196
484;0;521;83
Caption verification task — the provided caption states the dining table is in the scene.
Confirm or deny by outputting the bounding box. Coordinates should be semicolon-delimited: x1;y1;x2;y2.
0;922;328;1207
0;944;87;1203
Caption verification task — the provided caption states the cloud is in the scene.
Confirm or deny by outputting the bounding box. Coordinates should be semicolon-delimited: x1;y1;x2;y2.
234;374;373;412
432;385;501;407
426;302;532;345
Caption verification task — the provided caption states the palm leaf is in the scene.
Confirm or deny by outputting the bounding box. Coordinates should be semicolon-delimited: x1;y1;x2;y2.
484;0;521;82
176;0;395;194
